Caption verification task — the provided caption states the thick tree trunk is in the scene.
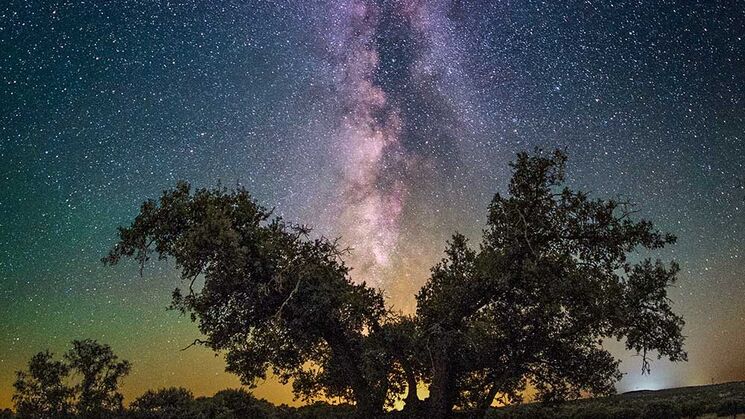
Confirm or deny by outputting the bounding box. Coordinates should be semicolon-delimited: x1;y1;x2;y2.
324;329;385;418
479;382;501;418
427;339;456;419
403;366;421;412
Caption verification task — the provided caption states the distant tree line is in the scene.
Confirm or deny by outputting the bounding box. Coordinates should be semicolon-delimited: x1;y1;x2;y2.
7;361;745;419
8;150;691;419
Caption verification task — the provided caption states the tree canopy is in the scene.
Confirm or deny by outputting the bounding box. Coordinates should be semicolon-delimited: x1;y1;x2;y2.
13;351;73;418
13;340;130;419
65;339;131;416
417;150;685;417
105;149;686;418
103;182;398;416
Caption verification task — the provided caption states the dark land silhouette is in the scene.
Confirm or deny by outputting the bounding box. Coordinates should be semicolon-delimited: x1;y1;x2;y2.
8;358;745;419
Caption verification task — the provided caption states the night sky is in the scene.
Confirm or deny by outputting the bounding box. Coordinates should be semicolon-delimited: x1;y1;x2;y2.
1;0;744;409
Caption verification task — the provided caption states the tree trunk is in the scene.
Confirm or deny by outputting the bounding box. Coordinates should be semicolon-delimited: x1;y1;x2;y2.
324;329;385;418
427;339;456;419
403;365;421;411
479;382;501;418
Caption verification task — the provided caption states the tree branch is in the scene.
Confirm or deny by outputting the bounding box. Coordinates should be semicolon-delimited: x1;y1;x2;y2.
181;338;210;351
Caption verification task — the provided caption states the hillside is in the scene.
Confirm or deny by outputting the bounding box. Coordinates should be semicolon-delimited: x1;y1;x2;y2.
486;381;745;418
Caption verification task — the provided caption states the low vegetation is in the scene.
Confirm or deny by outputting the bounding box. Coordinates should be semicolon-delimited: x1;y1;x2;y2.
488;381;745;419
4;381;745;418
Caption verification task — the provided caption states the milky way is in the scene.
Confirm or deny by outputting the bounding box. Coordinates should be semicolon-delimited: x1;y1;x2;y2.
317;0;476;286
324;0;408;285
1;0;743;408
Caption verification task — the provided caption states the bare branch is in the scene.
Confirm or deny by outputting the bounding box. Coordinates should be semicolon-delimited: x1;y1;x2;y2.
274;278;302;319
181;338;210;351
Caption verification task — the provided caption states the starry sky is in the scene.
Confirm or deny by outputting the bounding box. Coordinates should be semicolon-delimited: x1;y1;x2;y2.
1;0;744;409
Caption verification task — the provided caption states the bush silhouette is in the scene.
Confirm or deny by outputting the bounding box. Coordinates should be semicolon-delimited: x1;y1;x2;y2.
639;401;682;419
679;399;708;418
130;387;194;419
716;398;745;417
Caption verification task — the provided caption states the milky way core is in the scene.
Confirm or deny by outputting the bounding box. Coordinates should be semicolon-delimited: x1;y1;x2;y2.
327;0;408;285
318;0;476;287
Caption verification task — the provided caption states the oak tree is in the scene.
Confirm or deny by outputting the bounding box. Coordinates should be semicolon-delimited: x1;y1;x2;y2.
64;339;131;417
106;150;686;418
104;182;396;417
13;351;73;418
417;150;686;418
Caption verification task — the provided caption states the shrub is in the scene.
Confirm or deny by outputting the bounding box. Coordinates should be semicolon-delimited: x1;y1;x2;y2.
715;398;745;417
571;404;640;419
290;402;355;419
130;387;195;419
640;401;682;419
208;389;277;418
679;399;708;418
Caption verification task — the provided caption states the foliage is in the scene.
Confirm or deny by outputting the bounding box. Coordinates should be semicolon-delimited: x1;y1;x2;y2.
130;387;282;419
485;381;745;419
3;380;745;418
208;389;279;418
65;339;131;417
11;340;129;419
12;351;73;418
103;181;400;416
678;399;706;418
639;401;682;418
130;387;194;418
716;398;745;417
286;401;356;419
105;149;687;418
417;149;686;417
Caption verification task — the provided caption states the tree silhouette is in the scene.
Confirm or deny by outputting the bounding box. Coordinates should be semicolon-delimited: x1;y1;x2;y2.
103;182;395;417
13;340;130;419
13;351;73;418
206;389;277;418
130;387;194;419
64;339;131;417
418;150;686;418
106;149;686;418
377;315;427;412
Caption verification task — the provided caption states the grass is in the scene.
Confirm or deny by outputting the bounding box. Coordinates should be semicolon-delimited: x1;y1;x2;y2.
484;381;745;419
